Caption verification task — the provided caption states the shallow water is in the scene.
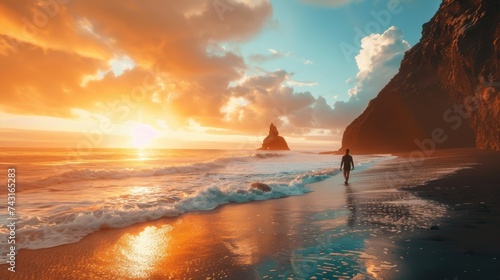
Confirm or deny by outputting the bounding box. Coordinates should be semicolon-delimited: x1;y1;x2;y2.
0;148;392;261
0;150;479;279
250;156;474;279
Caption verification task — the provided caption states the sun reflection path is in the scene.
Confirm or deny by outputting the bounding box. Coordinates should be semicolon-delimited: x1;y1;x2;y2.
108;225;172;279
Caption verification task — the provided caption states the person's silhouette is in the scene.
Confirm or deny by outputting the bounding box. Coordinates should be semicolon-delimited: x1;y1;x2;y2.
340;148;354;184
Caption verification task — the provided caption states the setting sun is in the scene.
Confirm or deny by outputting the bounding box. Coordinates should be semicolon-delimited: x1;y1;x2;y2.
130;124;159;149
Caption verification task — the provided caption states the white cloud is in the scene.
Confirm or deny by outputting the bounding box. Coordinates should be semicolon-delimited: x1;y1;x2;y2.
267;48;284;55
316;26;411;128
225;69;316;131
222;26;409;135
302;59;314;65
221;96;250;122
250;48;291;62
287;80;318;87
249;50;313;69
109;56;135;77
348;26;410;97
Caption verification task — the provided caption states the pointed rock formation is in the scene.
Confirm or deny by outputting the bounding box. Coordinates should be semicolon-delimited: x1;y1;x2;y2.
340;0;499;153
258;123;290;150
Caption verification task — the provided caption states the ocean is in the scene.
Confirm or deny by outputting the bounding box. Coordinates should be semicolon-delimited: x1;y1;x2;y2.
0;148;394;261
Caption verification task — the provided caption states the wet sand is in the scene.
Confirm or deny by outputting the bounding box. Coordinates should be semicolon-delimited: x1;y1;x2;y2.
1;149;499;279
396;150;500;279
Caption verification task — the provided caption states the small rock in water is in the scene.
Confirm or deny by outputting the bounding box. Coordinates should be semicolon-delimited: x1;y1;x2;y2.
250;182;271;192
429;225;440;230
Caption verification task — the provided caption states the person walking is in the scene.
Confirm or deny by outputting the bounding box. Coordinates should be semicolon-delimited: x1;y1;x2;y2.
340;148;354;185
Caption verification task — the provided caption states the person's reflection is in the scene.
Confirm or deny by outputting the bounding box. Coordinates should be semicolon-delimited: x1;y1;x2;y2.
345;185;356;228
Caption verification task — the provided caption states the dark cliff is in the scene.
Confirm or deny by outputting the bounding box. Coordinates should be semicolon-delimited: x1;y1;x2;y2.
340;0;499;153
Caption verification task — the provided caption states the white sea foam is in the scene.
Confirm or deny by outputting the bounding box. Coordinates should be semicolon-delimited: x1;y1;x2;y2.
0;149;394;260
3;175;315;253
19;153;287;189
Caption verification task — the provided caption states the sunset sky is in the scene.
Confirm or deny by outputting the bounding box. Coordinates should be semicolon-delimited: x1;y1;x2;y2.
0;0;440;150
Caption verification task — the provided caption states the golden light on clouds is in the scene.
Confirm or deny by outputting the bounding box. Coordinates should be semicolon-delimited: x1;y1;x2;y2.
0;0;347;149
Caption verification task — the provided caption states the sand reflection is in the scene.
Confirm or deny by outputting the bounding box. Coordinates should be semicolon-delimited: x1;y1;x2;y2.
345;185;357;228
366;261;380;278
108;225;172;278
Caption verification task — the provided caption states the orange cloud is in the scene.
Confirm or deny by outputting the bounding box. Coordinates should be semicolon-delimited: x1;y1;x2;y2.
0;0;272;128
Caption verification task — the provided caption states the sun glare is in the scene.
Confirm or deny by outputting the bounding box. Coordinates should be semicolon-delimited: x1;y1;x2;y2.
130;124;159;149
107;225;172;278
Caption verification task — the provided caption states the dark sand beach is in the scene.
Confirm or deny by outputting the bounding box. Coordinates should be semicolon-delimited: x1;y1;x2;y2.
2;149;499;280
396;150;500;279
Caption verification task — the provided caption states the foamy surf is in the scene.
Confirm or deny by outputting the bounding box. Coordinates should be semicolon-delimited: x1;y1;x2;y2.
18;153;287;190
0;149;394;261
2;170;325;253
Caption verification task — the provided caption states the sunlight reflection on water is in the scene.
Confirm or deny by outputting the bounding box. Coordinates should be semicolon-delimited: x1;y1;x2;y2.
108;225;172;278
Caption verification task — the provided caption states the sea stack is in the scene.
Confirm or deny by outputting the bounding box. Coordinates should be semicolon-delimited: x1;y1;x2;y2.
340;0;499;153
258;123;290;150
